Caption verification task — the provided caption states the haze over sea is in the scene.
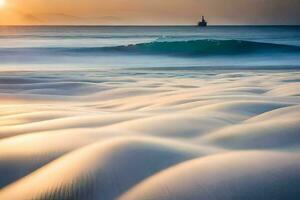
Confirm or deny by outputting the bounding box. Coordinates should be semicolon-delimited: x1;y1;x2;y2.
0;26;300;200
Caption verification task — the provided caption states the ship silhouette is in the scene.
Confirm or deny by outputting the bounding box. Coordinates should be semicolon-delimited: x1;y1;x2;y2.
198;16;207;27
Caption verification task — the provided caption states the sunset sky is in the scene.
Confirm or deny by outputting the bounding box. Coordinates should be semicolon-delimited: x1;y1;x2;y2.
0;0;300;25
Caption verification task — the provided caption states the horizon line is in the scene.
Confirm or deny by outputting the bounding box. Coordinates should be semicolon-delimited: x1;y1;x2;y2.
1;24;300;27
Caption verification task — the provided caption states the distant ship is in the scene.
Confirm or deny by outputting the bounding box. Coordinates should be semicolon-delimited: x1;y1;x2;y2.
198;16;207;27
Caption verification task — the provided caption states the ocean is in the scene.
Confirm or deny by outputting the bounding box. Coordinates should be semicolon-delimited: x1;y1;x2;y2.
0;26;300;70
1;26;300;199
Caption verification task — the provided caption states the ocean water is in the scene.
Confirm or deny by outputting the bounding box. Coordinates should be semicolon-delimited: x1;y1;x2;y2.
1;26;300;200
0;26;300;70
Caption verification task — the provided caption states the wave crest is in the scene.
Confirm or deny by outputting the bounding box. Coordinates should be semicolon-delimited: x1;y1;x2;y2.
68;39;300;56
1;39;300;57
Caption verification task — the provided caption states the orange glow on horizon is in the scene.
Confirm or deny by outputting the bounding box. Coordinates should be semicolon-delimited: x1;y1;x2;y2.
0;0;299;25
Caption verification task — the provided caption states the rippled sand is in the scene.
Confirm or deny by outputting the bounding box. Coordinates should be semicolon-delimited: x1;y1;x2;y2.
0;69;299;200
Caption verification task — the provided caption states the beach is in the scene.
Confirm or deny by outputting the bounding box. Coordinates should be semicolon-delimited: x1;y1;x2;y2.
0;26;300;199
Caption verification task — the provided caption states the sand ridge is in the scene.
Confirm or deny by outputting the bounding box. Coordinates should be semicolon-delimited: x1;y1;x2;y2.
0;70;299;199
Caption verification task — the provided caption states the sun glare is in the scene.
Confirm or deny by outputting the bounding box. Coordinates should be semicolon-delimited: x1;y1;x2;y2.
0;0;5;7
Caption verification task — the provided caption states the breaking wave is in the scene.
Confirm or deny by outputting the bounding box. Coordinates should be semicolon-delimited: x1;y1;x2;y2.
1;39;300;58
62;39;300;56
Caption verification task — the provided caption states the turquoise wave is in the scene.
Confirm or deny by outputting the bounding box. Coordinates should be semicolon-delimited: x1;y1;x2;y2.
67;39;300;56
1;39;300;57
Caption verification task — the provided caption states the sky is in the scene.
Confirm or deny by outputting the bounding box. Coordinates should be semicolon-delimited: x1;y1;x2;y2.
0;0;300;25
